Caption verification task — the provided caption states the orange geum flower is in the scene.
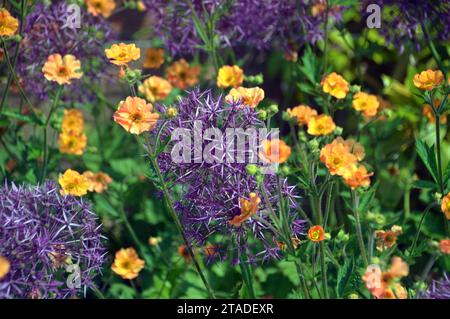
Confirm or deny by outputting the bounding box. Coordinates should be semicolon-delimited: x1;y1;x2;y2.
307;114;336;136
217;65;244;89
334;137;365;161
58;131;87;155
58;169;90;196
42;54;83;85
143;48;164;69
113;96;160;135
225;86;265;108
229;193;261;227
0;8;19;37
413;69;444;90
138;76;172;103
439;239;450;255
111;247;145;280
352;92;380;117
342;164;373;189
178;245;193;263
105;43;141;66
287;105;318;126
61;109;84;134
321;72;349;99
308;225;325;242
166;59;200;89
259;139;291;164
0;256;10;279
441;192;450;220
375;225;402;251
83;171;113;193
320;139;358;176
85;0;116;18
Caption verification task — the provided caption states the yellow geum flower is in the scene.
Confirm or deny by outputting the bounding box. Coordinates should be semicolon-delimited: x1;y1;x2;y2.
217;65;244;89
287;105;318;126
321;72;350;99
143;48;165;69
113;96;160;135
83;171;113;193
111;247;145;280
85;0;116;18
166;59;200;89
225;86;265;108
413;69;444;91
342;164;373;189
138;76;172;103
352;92;380;117
307;114;336;136
0;256;10;279
105;43;141;66
42;54;83;85
58;169;90;196
0;8;19;37
58;132;87;155
61;109;84;134
320;138;358;176
441;193;450;220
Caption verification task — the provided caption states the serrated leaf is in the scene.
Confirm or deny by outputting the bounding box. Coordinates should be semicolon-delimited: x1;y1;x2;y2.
336;257;355;297
411;179;437;190
358;181;379;213
416;139;439;183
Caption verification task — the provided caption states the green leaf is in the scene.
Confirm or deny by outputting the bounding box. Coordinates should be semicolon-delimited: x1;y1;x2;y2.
411;179;437;190
416;139;439;184
336;257;355;297
358;181;379;213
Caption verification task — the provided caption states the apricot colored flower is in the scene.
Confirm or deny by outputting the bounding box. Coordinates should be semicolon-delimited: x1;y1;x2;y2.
0;256;10;279
111;247;145;280
58;131;87;155
413;69;444;90
61;109;84;134
342;164;373;189
388;257;409;278
83;171;112;193
203;244;219;258
0;8;19;37
85;0;116;18
287;105;317;126
259;139;291;164
105;43;141;66
42;54;83;85
166;59;200;89
217;65;244;89
143;48;164;69
439;239;450;255
307;114;336;136
321;72;349;99
375;225;402;251
423;100;447;124
58;169;90;196
138;76;172;103
308;225;325;242
113;96;160;135
225;86;265;108
352;92;380;117
441;192;450;220
335;137;365;161
320;138;358;176
229;193;261;227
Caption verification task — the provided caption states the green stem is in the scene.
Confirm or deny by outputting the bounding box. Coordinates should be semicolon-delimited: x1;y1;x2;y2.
39;85;63;183
144;134;215;298
239;254;256;299
408;203;437;261
351;190;369;266
422;22;447;77
434;113;444;194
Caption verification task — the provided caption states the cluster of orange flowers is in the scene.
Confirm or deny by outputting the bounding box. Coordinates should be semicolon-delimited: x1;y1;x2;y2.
320;137;372;189
287;105;336;136
362;257;409;299
58;109;87;155
58;168;112;196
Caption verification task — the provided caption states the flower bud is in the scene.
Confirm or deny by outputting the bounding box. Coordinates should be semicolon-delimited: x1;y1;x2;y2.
246;164;259;176
258;110;267;121
166;107;178;118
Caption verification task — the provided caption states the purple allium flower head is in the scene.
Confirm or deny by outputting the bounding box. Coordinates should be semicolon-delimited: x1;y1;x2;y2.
0;182;106;299
143;0;344;56
150;88;301;263
361;0;450;52
16;0;115;101
421;274;450;299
